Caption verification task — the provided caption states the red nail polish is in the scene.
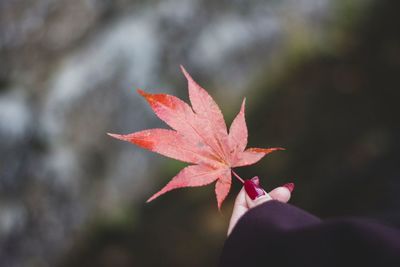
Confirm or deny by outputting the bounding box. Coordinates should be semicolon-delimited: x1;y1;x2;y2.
251;176;259;185
283;183;295;193
244;179;265;200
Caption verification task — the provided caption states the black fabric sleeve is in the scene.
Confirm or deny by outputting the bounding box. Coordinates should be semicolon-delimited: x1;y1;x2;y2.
220;200;400;267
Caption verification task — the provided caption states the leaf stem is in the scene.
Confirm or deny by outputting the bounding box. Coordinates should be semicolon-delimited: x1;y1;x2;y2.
231;170;244;184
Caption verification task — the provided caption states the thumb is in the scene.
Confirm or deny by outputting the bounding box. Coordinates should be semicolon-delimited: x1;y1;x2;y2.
244;176;272;209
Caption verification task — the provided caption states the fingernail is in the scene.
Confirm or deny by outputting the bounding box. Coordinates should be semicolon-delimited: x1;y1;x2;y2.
282;183;295;193
251;176;259;185
244;179;265;200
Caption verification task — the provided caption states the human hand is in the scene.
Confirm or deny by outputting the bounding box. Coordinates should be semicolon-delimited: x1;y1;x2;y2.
227;177;294;236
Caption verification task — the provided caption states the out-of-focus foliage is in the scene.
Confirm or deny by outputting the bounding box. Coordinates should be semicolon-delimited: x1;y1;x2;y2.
1;0;399;266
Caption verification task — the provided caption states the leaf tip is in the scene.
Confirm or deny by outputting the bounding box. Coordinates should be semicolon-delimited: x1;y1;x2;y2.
241;98;246;111
180;64;187;74
107;132;124;140
137;89;157;106
146;190;162;203
216;195;228;212
137;88;148;97
247;147;286;154
180;65;193;82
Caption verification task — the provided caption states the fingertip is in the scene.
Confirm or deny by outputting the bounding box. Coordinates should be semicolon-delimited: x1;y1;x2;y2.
282;182;295;193
269;187;291;203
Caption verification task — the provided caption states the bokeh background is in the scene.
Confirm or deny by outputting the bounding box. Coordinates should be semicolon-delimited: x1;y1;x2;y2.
1;0;400;266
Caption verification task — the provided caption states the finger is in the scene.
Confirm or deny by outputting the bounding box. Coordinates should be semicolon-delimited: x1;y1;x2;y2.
269;182;294;203
227;187;248;236
269;187;291;203
244;177;272;209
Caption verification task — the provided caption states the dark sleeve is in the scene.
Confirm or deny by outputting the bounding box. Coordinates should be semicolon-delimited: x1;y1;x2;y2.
220;200;400;267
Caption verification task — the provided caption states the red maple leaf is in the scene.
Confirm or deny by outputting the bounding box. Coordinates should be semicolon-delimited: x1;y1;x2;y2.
108;66;284;209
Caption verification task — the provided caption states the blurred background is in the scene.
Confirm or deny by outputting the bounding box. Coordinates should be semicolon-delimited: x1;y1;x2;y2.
1;0;400;266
